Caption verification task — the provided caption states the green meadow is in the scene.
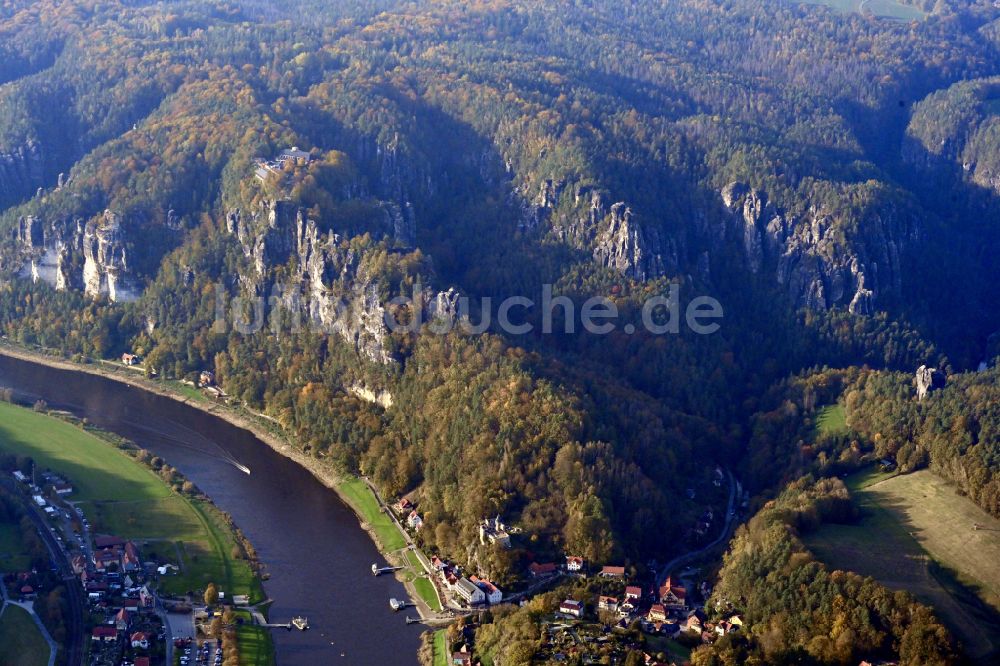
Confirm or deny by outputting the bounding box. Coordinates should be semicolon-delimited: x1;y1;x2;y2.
0;401;261;602
0;604;50;666
805;468;1000;659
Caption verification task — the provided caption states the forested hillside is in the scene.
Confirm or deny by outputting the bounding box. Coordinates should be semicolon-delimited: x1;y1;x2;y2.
1;0;1000;663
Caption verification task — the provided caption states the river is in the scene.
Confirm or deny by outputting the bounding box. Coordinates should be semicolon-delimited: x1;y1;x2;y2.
0;353;423;665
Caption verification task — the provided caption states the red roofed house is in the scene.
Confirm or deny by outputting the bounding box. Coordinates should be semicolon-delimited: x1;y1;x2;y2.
122;541;141;573
598;596;619;613
648;603;668;623
559;599;584;619
115;607;133;631
624;585;642;600
130;631;150;649
659;576;687;611
599;565;625;578
528;562;557;578
565;556;585;572
451;647;472;666
92;626;118;642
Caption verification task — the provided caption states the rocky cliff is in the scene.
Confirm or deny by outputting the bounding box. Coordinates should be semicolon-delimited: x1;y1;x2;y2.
12;210;139;302
916;364;946;400
519;176;674;281
226;199;455;365
718;182;911;313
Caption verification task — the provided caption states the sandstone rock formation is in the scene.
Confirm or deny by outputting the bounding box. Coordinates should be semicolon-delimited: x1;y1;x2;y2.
226;199;457;365
720;182;908;312
12;211;138;302
916;364;946;400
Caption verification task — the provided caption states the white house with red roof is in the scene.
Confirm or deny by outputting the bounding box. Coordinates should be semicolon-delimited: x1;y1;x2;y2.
559;599;584;619
659;576;687;611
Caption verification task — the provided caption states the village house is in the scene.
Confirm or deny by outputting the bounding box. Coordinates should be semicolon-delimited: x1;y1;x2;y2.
471;576;503;604
123;541;141;572
115;607;134;632
121;353;140;366
406;510;424;531
684;610;705;634
53;482;73;495
565;555;585;572
647;603;668;623
715;620;736;636
431;556;446;571
454;577;486;605
92;626;118;643
130;631;150;649
559;599;584;619
440;566;460;589
528;562;557;578
599;565;625;578
624;585;642;601
451;646;473;666
659;576;687;611
619;596;637;614
597;596;619;613
198;370;215;387
12;470;27;483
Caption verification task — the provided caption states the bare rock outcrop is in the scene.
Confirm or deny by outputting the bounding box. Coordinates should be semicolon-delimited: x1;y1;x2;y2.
720;182;910;312
916;365;946;400
226;199;452;365
13;211;137;302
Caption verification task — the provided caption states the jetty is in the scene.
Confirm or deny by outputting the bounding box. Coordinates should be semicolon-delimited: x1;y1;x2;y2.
389;598;412;612
372;563;403;576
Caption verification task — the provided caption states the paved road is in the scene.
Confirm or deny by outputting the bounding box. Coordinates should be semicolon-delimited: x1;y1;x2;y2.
1;477;85;666
657;468;740;587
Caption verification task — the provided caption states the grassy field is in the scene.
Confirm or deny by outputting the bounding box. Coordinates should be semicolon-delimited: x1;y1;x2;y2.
814;404;846;438
796;0;926;20
433;630;448;666
233;609;274;666
0;401;261;602
0;604;51;666
337;478;407;551
867;471;1000;611
805;468;1000;659
413;576;442;612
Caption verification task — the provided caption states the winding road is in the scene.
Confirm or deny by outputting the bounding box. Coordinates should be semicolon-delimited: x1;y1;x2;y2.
657;468;740;588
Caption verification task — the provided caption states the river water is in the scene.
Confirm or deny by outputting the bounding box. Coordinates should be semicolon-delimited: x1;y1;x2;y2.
0;353;423;665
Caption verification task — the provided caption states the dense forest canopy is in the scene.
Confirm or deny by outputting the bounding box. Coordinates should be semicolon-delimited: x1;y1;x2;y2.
1;0;999;663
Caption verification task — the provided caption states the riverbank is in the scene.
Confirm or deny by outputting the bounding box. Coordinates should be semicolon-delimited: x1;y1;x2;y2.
0;342;439;623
